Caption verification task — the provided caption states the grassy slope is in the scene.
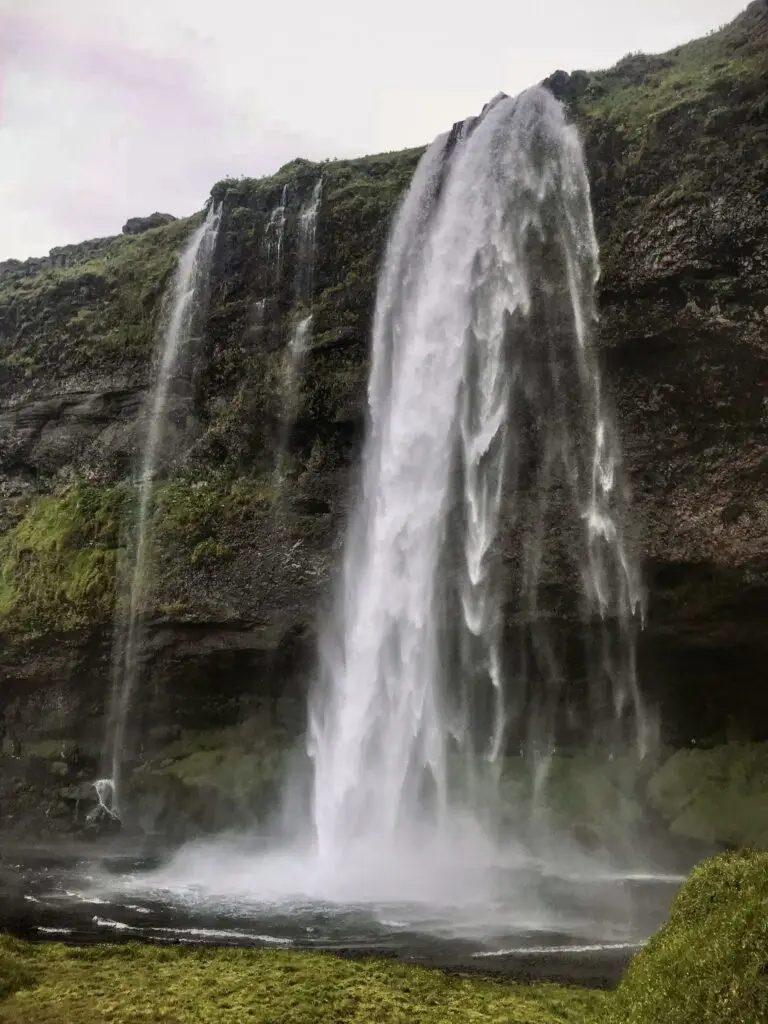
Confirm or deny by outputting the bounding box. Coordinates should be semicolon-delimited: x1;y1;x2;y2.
0;218;197;380
0;939;605;1024
608;849;768;1024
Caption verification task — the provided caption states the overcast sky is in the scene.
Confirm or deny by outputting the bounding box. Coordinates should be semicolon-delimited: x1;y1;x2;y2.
0;0;748;261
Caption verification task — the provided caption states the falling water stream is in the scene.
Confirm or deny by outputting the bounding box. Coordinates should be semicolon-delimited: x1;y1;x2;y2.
101;204;221;816
309;87;648;868
275;177;323;482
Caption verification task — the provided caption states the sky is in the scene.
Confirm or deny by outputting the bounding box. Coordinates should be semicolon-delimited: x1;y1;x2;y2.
0;0;749;261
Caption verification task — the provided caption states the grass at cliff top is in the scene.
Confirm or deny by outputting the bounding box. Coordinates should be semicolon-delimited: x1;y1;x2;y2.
0;939;606;1024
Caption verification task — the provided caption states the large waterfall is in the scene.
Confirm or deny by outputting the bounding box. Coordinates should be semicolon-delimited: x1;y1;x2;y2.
308;87;648;869
81;89;671;953
102;204;221;817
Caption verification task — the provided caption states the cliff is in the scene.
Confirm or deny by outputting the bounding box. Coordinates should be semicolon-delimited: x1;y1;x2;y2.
0;2;766;838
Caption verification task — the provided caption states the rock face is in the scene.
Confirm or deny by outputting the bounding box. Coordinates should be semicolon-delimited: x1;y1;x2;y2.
0;3;766;838
122;213;177;235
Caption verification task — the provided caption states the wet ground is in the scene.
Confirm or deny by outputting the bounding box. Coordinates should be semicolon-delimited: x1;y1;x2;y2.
0;838;686;988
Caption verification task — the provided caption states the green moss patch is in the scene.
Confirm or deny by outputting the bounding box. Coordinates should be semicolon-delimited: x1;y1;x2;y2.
0;939;606;1024
607;849;768;1023
647;743;768;848
0;485;127;635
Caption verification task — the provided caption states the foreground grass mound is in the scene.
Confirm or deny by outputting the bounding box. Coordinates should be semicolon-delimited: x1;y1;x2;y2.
607;849;768;1024
0;938;606;1024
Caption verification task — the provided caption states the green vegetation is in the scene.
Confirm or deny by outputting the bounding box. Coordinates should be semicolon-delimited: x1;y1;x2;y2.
496;753;644;852
576;9;766;156
124;717;295;832
0;218;197;377
647;743;768;848
607;849;768;1024
0;485;127;635
0;937;607;1024
0;474;280;636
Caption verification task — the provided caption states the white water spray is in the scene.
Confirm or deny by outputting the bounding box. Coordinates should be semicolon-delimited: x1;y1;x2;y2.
308;87;647;870
103;204;221;816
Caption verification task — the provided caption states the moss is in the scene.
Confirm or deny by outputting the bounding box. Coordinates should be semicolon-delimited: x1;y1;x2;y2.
0;474;281;635
190;538;233;568
0;485;127;636
646;743;768;848
0;217;198;379
0;937;36;1002
151;475;276;570
0;940;607;1023
606;849;768;1024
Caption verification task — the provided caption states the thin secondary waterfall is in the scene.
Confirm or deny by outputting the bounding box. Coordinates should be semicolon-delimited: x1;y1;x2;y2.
266;184;289;289
287;178;322;382
102;204;221;817
276;178;323;481
309;87;647;866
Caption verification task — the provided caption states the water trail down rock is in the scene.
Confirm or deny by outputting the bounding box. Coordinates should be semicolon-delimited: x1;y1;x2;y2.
309;87;648;871
266;184;289;290
276;177;323;483
103;204;221;817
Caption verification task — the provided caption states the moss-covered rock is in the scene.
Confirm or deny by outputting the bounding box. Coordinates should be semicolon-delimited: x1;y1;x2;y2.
0;938;607;1024
0;217;197;385
123;719;294;836
607;849;768;1023
0;485;127;636
646;743;768;848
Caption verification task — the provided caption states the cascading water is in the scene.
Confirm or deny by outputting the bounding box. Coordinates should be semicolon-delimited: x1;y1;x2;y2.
266;184;289;289
308;86;648;870
276;178;323;481
286;177;322;384
102;204;221;817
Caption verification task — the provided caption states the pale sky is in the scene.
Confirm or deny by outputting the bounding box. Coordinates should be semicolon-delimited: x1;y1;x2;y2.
0;0;749;261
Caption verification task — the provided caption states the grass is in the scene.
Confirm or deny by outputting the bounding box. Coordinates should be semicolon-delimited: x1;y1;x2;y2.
0;939;606;1024
0;217;197;377
607;849;768;1023
576;8;766;147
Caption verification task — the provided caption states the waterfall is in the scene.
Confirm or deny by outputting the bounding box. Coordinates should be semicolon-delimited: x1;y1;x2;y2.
276;178;323;481
288;177;322;374
308;87;647;867
102;204;221;818
266;184;289;289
